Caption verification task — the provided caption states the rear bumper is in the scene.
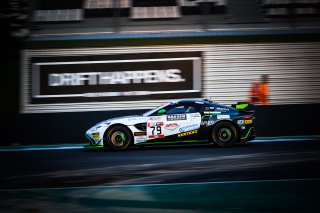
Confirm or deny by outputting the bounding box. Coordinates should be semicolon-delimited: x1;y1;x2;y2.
240;127;256;142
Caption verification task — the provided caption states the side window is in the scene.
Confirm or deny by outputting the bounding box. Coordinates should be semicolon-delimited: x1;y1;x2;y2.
150;103;202;116
167;106;187;115
166;105;200;115
185;106;198;113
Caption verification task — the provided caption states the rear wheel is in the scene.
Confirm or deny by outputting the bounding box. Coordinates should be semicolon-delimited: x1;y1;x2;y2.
211;122;237;147
104;126;132;151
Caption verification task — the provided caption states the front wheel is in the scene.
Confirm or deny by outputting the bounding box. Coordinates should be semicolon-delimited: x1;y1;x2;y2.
104;126;132;151
211;122;238;147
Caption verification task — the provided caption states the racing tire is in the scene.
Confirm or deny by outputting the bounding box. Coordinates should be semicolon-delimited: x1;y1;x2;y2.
211;122;238;147
104;126;132;151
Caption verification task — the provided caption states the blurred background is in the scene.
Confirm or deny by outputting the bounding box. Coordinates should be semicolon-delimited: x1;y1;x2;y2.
1;1;320;212
0;0;320;144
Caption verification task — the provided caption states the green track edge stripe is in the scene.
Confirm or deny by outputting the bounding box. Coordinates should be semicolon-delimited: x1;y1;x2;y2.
83;145;105;149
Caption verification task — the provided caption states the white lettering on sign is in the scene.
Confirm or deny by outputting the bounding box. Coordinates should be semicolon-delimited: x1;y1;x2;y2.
48;69;185;86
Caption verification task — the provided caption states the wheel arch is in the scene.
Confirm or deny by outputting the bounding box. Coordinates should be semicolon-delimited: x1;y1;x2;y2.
103;123;135;146
209;119;240;142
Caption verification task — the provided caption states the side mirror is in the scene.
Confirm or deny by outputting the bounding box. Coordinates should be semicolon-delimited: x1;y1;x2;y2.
157;109;166;115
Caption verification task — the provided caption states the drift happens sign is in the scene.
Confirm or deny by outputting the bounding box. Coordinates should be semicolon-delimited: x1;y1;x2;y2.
21;49;202;113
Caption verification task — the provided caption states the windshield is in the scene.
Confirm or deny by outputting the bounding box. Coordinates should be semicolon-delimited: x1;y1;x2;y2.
143;103;171;117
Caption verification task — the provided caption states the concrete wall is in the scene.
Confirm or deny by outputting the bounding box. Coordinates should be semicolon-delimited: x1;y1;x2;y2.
1;103;319;145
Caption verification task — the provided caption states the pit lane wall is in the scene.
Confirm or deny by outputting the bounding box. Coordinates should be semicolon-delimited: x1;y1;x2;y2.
1;104;320;145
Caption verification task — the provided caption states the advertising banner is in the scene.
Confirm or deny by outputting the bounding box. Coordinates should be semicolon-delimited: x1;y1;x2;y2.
22;50;202;113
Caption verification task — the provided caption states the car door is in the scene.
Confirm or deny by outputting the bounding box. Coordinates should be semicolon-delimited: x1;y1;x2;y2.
146;104;202;141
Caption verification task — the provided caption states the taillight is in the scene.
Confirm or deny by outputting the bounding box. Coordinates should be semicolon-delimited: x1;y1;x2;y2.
243;115;254;120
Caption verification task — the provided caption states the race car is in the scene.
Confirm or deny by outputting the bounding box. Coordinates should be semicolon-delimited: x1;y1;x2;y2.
85;99;255;150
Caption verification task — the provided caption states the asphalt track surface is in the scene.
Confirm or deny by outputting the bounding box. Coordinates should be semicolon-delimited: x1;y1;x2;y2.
1;139;320;190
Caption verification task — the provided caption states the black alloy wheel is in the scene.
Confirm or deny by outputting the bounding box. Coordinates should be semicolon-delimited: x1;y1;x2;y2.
211;122;237;147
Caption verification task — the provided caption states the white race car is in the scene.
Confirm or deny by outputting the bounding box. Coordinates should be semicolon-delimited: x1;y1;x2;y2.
85;99;255;150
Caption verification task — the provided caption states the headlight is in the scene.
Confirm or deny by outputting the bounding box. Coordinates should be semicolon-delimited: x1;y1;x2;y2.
89;120;111;133
91;125;102;131
92;132;100;139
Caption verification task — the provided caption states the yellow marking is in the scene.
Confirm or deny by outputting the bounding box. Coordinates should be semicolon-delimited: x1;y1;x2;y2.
178;130;198;137
92;133;100;139
245;120;253;124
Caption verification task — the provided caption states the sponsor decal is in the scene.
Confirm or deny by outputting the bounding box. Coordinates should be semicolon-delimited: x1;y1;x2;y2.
244;120;253;124
205;106;215;110
136;137;146;143
216;107;229;111
195;101;204;104
92;132;100;139
201;120;215;126
179;123;199;132
217;115;230;119
134;132;147;136
178;130;198;137
165;123;179;131
148;134;164;139
148;122;164;127
204;111;221;114
241;126;246;130
191;113;201;118
190;113;201;121
237;120;244;125
167;114;187;121
202;115;213;119
149;117;162;121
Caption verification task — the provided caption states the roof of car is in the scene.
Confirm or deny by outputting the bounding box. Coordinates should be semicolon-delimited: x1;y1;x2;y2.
172;99;214;105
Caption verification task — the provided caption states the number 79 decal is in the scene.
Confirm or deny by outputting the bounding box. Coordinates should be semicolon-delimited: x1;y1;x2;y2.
148;124;164;139
151;126;162;135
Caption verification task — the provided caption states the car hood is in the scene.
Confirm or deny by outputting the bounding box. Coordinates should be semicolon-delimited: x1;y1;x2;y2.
100;115;148;127
88;115;148;132
107;115;147;123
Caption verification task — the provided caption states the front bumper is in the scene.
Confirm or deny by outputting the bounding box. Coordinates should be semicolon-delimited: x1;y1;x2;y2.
85;133;102;146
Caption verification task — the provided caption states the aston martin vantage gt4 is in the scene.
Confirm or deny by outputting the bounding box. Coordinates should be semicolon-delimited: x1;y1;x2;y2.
85;100;255;150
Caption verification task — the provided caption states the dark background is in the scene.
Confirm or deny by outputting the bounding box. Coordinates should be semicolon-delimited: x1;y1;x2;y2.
1;0;319;146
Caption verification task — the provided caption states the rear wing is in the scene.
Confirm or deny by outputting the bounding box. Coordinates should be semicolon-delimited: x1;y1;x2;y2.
231;102;255;114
